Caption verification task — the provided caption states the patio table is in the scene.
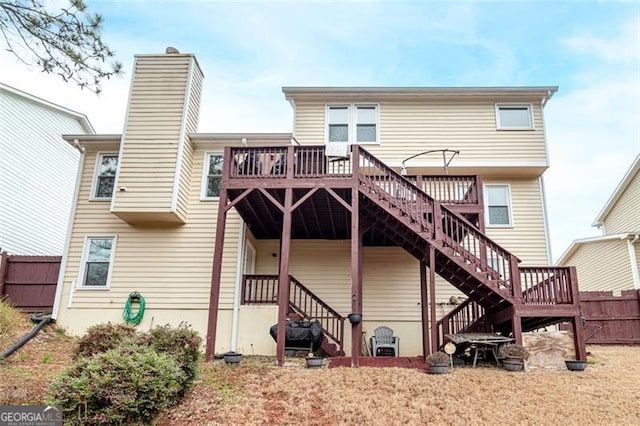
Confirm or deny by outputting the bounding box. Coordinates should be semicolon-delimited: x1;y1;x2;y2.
445;333;514;367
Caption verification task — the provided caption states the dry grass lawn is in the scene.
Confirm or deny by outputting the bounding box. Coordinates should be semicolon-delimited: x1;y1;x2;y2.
160;346;640;425
2;317;639;426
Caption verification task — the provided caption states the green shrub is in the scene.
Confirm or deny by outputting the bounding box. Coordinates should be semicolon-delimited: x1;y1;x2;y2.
147;322;202;391
74;322;137;359
47;343;184;425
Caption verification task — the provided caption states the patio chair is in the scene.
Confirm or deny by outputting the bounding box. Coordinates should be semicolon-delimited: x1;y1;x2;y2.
370;326;399;357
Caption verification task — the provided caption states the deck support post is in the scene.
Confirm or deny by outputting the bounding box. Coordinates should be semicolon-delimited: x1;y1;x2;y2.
350;188;362;367
276;187;294;367
429;245;438;354
511;313;523;345
569;267;587;360
205;147;232;362
419;260;430;357
572;316;587;360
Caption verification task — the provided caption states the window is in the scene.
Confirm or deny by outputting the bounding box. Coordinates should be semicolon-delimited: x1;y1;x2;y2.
204;153;223;198
93;154;118;199
485;185;512;226
495;104;533;130
326;104;379;144
80;237;115;287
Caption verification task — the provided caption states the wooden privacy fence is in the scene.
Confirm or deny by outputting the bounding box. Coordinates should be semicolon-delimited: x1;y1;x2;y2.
563;290;640;344
0;252;61;311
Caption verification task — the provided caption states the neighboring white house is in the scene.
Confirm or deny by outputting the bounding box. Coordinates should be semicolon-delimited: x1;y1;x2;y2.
557;154;640;292
0;83;94;255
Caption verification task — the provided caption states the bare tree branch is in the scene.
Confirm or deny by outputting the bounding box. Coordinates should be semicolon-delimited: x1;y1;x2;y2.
0;0;123;93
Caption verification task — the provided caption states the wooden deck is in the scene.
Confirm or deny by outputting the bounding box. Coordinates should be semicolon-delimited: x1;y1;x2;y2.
205;144;586;366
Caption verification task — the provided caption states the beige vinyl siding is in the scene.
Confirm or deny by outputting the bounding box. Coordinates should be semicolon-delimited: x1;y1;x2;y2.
484;178;549;265
293;100;547;166
175;64;204;219
112;55;195;221
602;169;640;234
57;147;241;314
561;240;634;292
253;240;463;321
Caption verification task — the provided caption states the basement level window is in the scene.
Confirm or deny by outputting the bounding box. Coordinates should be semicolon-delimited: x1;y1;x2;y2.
93;153;118;199
79;237;115;288
495;104;533;130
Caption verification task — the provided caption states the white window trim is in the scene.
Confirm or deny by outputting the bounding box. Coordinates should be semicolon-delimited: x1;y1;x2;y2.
484;184;514;228
76;235;117;290
495;103;534;130
325;103;380;145
201;151;223;201
90;152;118;201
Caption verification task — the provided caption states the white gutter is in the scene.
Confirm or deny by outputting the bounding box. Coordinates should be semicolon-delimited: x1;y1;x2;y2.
230;222;247;351
628;235;640;289
52;140;85;319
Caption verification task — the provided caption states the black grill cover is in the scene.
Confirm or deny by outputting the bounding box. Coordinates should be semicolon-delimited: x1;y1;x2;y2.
269;320;324;352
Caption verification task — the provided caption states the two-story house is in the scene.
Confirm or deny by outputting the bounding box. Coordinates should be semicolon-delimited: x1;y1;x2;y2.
557;154;640;292
0;83;94;255
52;50;586;366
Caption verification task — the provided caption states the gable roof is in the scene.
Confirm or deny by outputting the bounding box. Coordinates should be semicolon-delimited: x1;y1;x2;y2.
0;82;94;133
592;153;640;228
555;232;639;265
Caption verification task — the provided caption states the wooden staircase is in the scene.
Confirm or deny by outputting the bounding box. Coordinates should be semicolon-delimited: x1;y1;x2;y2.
355;146;582;352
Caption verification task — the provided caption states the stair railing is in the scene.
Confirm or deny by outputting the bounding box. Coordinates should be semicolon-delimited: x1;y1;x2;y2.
435;298;487;349
289;276;345;354
355;146;520;297
241;274;345;354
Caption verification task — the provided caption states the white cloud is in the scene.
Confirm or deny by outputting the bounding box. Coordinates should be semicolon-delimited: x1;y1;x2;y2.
545;17;640;261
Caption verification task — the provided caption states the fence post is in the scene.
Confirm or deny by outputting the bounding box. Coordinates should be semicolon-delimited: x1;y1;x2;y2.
0;252;8;297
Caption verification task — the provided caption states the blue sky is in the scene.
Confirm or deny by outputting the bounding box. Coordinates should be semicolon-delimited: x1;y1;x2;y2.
1;1;638;261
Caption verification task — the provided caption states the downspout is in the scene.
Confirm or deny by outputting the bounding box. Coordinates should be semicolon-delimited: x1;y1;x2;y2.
628;234;640;290
540;93;553;263
539;176;553;263
52;139;85;319
230;222;247;351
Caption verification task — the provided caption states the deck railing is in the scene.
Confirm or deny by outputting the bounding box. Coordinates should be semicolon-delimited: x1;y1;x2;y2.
240;274;345;354
226;146;479;207
520;267;575;305
406;175;480;205
435;298;487;349
356;146;519;296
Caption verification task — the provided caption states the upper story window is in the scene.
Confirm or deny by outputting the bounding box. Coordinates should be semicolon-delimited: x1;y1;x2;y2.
80;236;115;287
203;152;223;198
326;104;379;144
495;104;533;130
485;184;512;226
93;153;118;199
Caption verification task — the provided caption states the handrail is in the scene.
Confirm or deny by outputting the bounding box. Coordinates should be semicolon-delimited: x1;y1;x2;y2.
241;274;344;354
356;146;520;296
435;298;486;349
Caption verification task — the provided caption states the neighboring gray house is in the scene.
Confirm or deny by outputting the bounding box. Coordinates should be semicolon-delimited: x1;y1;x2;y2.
0;83;94;255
